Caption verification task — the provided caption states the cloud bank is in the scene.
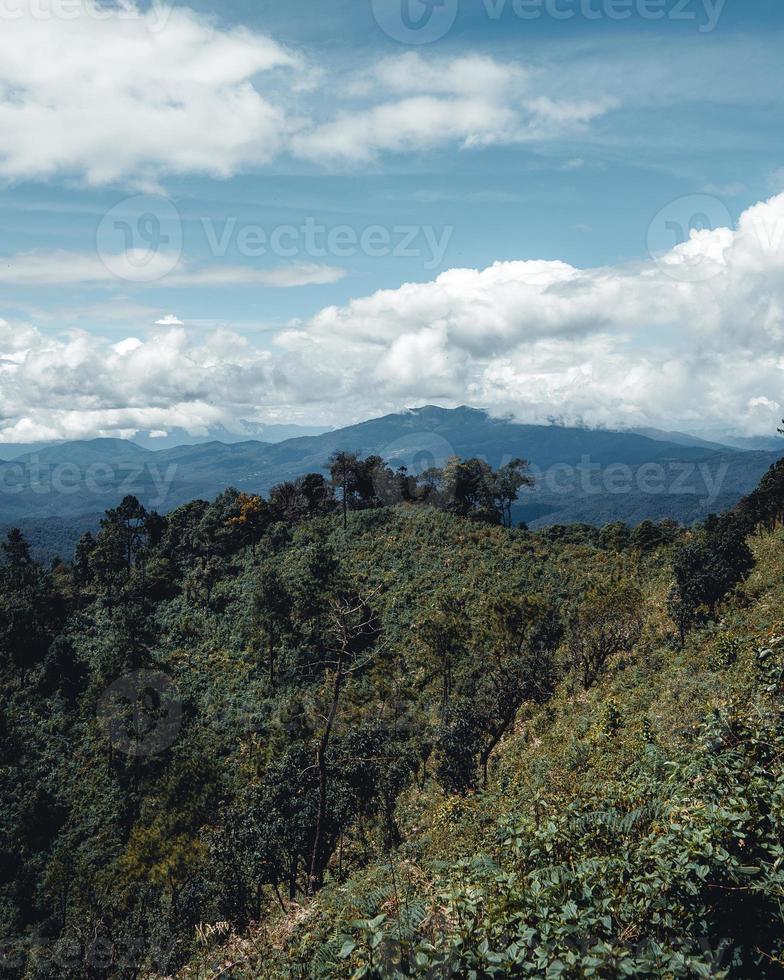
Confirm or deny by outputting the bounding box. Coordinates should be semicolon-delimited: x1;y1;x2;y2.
0;5;614;185
1;192;783;443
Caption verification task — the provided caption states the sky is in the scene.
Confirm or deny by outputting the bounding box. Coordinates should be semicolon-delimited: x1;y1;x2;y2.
0;0;782;443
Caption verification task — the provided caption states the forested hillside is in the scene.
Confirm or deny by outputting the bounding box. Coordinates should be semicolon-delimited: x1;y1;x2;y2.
1;451;783;978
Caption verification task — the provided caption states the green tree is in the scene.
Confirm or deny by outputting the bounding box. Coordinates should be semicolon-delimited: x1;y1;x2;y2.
414;593;470;722
568;582;644;689
308;588;379;894
226;492;270;549
102;495;148;571
329;450;361;530
492;458;534;528
442;456;498;523
471;592;561;785
418;456;533;525
668;514;754;644
184;555;224;612
0;529;65;683
2;526;32;568
254;560;290;685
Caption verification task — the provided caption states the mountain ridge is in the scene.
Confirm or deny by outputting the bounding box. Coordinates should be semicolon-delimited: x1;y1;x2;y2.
0;407;779;544
0;405;748;462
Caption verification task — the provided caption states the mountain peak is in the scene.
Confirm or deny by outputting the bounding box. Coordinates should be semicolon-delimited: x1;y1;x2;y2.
405;404;492;423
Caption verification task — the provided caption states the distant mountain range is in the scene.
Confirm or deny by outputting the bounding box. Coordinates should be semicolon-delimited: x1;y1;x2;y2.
0;421;332;458
1;406;780;558
717;435;784;452
627;427;732;452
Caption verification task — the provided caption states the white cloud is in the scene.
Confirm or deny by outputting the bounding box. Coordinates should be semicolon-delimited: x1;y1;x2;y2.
292;53;613;163
0;1;300;185
0;250;345;288
702;183;747;197
769;168;784;192
0;13;781;186
275;191;784;435
165;263;346;288
0;250;125;286
0;11;617;184
113;337;144;354
2;192;784;442
0;323;277;442
371;53;526;99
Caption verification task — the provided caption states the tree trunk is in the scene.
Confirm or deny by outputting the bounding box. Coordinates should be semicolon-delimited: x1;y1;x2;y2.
272;881;286;914
308;654;344;894
480;709;516;788
441;658;452;722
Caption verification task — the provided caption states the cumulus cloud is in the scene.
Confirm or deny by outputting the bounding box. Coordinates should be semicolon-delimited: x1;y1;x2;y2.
0;1;302;185
0;321;278;442
2;192;784;443
291;53;613;163
272;190;784;435
0;11;615;184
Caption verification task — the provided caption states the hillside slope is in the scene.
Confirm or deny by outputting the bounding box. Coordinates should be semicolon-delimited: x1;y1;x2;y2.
168;517;784;979
1;458;783;978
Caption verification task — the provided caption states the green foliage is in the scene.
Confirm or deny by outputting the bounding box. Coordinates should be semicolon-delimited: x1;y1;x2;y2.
568;582;644;689
668;512;755;647
0;452;780;978
734;456;784;531
326;638;784;979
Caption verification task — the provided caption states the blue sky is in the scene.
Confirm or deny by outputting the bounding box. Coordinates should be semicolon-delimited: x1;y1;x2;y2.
0;0;782;441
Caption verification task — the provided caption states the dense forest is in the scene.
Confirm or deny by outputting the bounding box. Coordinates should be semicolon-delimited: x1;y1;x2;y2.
1;448;784;978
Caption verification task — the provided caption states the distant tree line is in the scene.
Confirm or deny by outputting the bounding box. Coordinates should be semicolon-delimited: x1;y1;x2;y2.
273;451;534;530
